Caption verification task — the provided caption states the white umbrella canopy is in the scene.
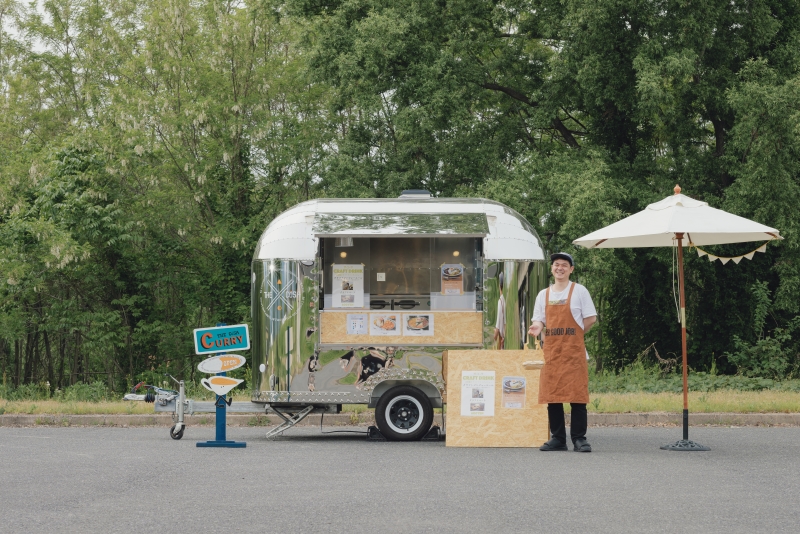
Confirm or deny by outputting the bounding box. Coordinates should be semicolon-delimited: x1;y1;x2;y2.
574;191;781;249
572;185;781;451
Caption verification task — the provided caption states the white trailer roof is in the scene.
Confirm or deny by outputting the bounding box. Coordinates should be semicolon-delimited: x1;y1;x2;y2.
253;198;545;261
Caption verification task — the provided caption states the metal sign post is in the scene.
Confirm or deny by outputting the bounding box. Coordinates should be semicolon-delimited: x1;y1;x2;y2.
196;324;249;449
196;367;246;448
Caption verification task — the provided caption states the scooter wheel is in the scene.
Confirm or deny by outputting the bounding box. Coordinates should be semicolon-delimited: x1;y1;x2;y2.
169;424;185;440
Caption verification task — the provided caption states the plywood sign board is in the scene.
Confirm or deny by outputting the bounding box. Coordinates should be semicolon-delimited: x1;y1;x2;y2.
446;350;549;447
320;311;482;345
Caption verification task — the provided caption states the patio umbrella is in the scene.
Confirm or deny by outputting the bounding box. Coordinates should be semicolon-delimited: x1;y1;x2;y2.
573;185;781;451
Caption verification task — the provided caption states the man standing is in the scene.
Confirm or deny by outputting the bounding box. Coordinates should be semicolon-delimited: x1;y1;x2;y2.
528;253;597;452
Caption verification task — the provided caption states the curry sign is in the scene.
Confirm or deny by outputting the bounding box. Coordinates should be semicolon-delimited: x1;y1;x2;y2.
200;333;246;349
193;324;249;356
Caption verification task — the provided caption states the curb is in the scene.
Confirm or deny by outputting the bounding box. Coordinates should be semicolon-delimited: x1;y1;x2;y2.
1;412;799;428
0;413;375;428
586;412;800;427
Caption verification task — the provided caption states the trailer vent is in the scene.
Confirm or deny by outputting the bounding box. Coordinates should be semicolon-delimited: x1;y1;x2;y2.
399;189;432;199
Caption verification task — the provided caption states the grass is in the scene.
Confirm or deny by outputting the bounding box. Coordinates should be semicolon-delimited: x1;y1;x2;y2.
581;390;800;414
0;391;253;415
0;400;155;415
1;391;798;415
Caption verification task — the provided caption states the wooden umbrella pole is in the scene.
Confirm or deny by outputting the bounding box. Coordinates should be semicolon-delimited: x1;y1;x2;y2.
658;188;708;451
676;232;689;440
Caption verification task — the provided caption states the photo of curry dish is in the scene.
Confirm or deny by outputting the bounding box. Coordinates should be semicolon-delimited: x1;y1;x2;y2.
407;316;429;330
503;379;525;391
442;267;462;278
373;316;397;330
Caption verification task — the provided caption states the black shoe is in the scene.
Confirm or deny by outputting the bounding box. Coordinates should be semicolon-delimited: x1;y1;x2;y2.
539;438;568;451
573;438;592;452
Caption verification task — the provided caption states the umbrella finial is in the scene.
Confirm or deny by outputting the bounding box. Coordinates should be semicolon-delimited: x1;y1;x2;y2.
674;184;681;195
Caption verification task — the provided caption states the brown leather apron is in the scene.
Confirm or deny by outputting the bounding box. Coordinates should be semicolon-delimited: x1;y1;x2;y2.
538;282;590;404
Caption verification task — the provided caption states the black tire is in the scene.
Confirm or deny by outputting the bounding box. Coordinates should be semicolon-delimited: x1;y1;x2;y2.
169;424;185;440
375;386;434;441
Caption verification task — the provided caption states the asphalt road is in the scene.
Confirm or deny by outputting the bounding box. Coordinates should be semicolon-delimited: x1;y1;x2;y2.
1;425;799;533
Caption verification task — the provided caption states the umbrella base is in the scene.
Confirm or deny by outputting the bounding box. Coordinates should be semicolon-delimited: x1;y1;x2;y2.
660;439;710;451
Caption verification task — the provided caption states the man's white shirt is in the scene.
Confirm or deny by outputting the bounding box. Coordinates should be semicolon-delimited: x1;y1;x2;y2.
532;282;597;359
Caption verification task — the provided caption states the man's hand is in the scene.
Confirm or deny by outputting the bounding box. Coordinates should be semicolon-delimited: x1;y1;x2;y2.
528;321;544;338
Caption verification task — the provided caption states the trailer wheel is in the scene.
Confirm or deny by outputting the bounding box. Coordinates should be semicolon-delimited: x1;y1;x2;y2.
375;386;433;441
169;424;185;440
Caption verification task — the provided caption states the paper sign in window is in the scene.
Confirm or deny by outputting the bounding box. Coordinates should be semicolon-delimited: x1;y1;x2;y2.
332;264;364;308
441;264;464;295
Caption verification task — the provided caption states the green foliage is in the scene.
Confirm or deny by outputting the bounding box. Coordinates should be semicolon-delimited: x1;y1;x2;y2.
727;329;800;380
0;0;323;391
728;327;800;380
724;282;800;379
590;364;800;394
290;0;800;377
60;381;111;403
183;380;216;401
1;383;51;401
750;281;773;339
3;0;800;389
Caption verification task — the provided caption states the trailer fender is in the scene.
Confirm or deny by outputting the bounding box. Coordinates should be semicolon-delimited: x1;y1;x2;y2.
368;379;443;409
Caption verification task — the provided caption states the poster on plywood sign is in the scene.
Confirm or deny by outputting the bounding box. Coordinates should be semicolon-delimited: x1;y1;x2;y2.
461;371;495;416
332;264;364;308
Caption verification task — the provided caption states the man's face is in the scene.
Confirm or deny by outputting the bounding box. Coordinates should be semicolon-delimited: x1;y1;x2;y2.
551;260;574;281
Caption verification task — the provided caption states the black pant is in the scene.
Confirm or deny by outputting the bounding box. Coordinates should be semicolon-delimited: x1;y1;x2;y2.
547;403;587;444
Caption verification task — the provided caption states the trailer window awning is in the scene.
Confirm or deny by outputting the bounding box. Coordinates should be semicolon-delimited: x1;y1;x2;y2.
312;212;489;237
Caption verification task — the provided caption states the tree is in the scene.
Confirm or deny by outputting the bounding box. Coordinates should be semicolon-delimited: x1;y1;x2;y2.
294;0;800;371
0;0;333;389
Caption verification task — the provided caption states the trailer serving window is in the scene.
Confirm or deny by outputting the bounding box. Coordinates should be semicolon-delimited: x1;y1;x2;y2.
322;236;480;311
315;210;488;312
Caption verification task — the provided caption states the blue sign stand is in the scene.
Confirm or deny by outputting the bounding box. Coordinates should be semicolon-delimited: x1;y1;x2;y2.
196;324;247;448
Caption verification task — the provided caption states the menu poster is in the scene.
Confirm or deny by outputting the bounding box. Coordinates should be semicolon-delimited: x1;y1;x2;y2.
369;313;399;336
346;314;367;335
441;264;464;295
501;376;526;409
460;371;495;416
402;313;434;337
332;264;364;308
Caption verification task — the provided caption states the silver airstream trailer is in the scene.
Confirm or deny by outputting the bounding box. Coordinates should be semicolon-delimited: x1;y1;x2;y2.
251;191;547;440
